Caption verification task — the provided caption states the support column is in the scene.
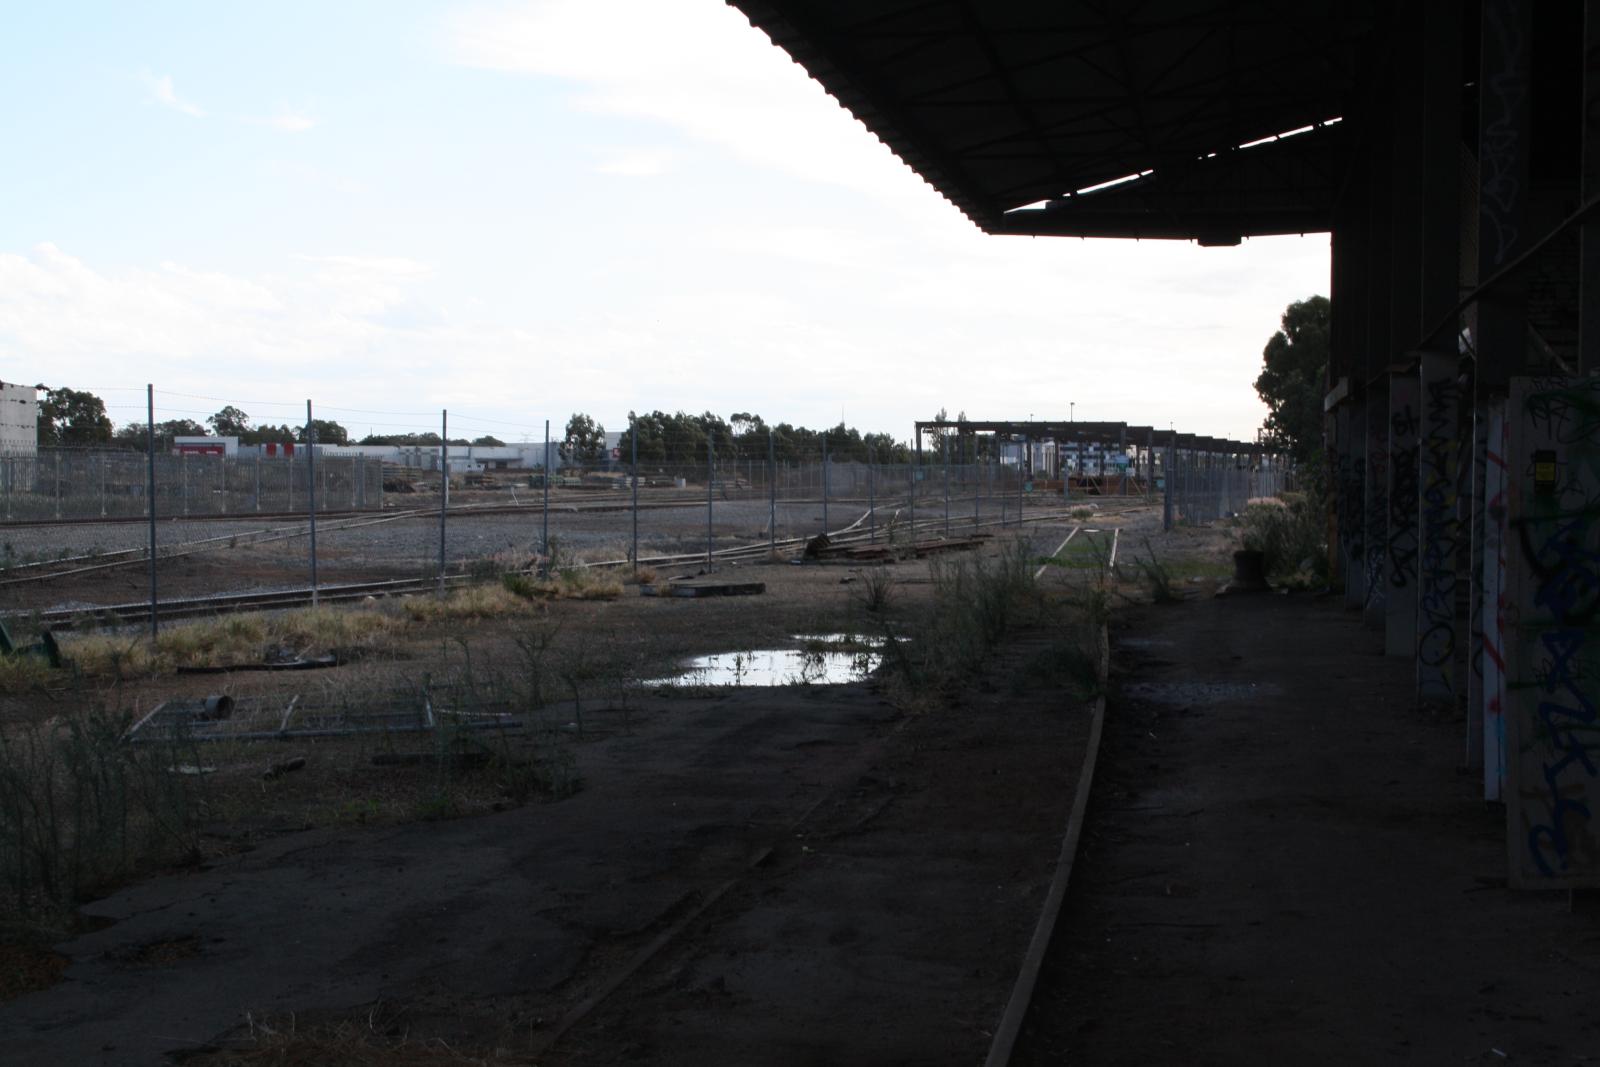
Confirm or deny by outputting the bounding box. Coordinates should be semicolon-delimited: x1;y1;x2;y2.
1504;376;1600;888
1471;0;1532;753
1416;352;1462;706
1385;377;1421;655
1480;399;1509;801
1464;407;1490;768
1364;390;1389;627
1581;0;1600;375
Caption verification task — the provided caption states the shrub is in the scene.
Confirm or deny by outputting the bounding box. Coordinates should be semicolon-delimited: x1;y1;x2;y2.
854;566;895;613
1240;492;1327;582
0;708;205;920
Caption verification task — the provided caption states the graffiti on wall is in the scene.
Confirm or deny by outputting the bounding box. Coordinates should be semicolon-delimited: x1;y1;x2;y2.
1483;401;1509;802
1417;354;1462;703
1507;377;1600;887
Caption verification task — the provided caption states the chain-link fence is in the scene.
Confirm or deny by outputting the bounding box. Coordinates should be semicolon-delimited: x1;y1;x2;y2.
0;449;384;522
1158;448;1293;525
0;430;1292;623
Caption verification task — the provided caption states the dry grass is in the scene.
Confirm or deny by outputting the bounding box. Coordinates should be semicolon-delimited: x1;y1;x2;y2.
0;656;60;693
186;1011;538;1066
501;568;623;603
401;585;541;623
60;607;399;679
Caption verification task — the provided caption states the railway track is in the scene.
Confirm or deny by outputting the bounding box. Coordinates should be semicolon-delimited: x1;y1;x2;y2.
8;502;1148;629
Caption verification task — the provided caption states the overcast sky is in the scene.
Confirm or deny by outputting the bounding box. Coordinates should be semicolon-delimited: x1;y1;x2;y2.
0;0;1329;445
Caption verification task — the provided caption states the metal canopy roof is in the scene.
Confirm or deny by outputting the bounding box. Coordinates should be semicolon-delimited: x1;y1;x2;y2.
730;1;1386;241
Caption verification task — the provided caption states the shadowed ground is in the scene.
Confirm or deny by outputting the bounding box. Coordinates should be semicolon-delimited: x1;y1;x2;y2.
1016;593;1600;1065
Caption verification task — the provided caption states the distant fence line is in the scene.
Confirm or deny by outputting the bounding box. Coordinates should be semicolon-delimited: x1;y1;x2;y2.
0;445;1293;526
0;449;385;522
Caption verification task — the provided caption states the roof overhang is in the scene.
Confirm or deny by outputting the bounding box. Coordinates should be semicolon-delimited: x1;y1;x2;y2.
730;1;1384;241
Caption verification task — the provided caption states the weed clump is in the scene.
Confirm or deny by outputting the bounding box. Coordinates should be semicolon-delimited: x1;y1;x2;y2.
882;539;1043;694
1240;492;1327;585
0;707;206;922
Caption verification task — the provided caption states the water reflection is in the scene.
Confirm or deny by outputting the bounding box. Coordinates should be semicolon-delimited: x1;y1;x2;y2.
645;645;881;688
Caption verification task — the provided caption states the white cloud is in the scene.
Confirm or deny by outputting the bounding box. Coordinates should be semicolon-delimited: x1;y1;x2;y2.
445;1;939;211
143;72;206;118
256;112;317;133
139;71;315;131
595;148;672;177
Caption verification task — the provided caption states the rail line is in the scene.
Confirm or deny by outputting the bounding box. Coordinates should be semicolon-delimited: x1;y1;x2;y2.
10;502;1147;629
523;561;1117;1061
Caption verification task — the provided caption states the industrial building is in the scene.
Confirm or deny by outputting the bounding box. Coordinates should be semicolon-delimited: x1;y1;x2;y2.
0;380;37;455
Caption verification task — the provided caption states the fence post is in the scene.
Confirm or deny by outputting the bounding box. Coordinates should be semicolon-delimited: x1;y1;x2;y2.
821;434;829;535
911;430;919;542
1018;436;1027;526
970;435;979;530
306;401;319;605
98;452;107;518
707;432;715;568
868;444;876;544
146;384;158;638
1163;434;1175;530
439;410;449;594
631;415;640;572
768;428;776;558
53;450;61;519
542;419;550;560
942;434;950;537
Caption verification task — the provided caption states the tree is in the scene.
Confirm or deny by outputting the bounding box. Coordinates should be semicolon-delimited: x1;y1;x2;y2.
471;435;505;447
297;419;349;446
111;419;207;451
1254;295;1329;467
36;385;112;446
560;413;607;465
208;405;250;437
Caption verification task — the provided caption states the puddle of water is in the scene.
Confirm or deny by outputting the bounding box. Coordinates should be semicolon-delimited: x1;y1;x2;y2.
792;632;891;648
645;646;881;688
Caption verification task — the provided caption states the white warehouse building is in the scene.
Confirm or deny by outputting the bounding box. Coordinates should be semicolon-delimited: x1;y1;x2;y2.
0;380;38;455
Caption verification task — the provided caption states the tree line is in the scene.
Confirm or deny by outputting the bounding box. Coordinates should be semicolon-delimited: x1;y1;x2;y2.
616;410;910;466
28;388;942;468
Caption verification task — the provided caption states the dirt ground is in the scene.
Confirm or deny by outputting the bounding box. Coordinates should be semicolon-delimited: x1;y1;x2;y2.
0;619;1096;1066
0;508;1121;1065
1014;593;1600;1066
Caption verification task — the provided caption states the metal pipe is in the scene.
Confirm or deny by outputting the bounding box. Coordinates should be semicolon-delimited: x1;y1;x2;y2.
768;427;776;557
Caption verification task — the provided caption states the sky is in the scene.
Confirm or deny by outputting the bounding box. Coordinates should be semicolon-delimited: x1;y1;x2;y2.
0;0;1330;446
